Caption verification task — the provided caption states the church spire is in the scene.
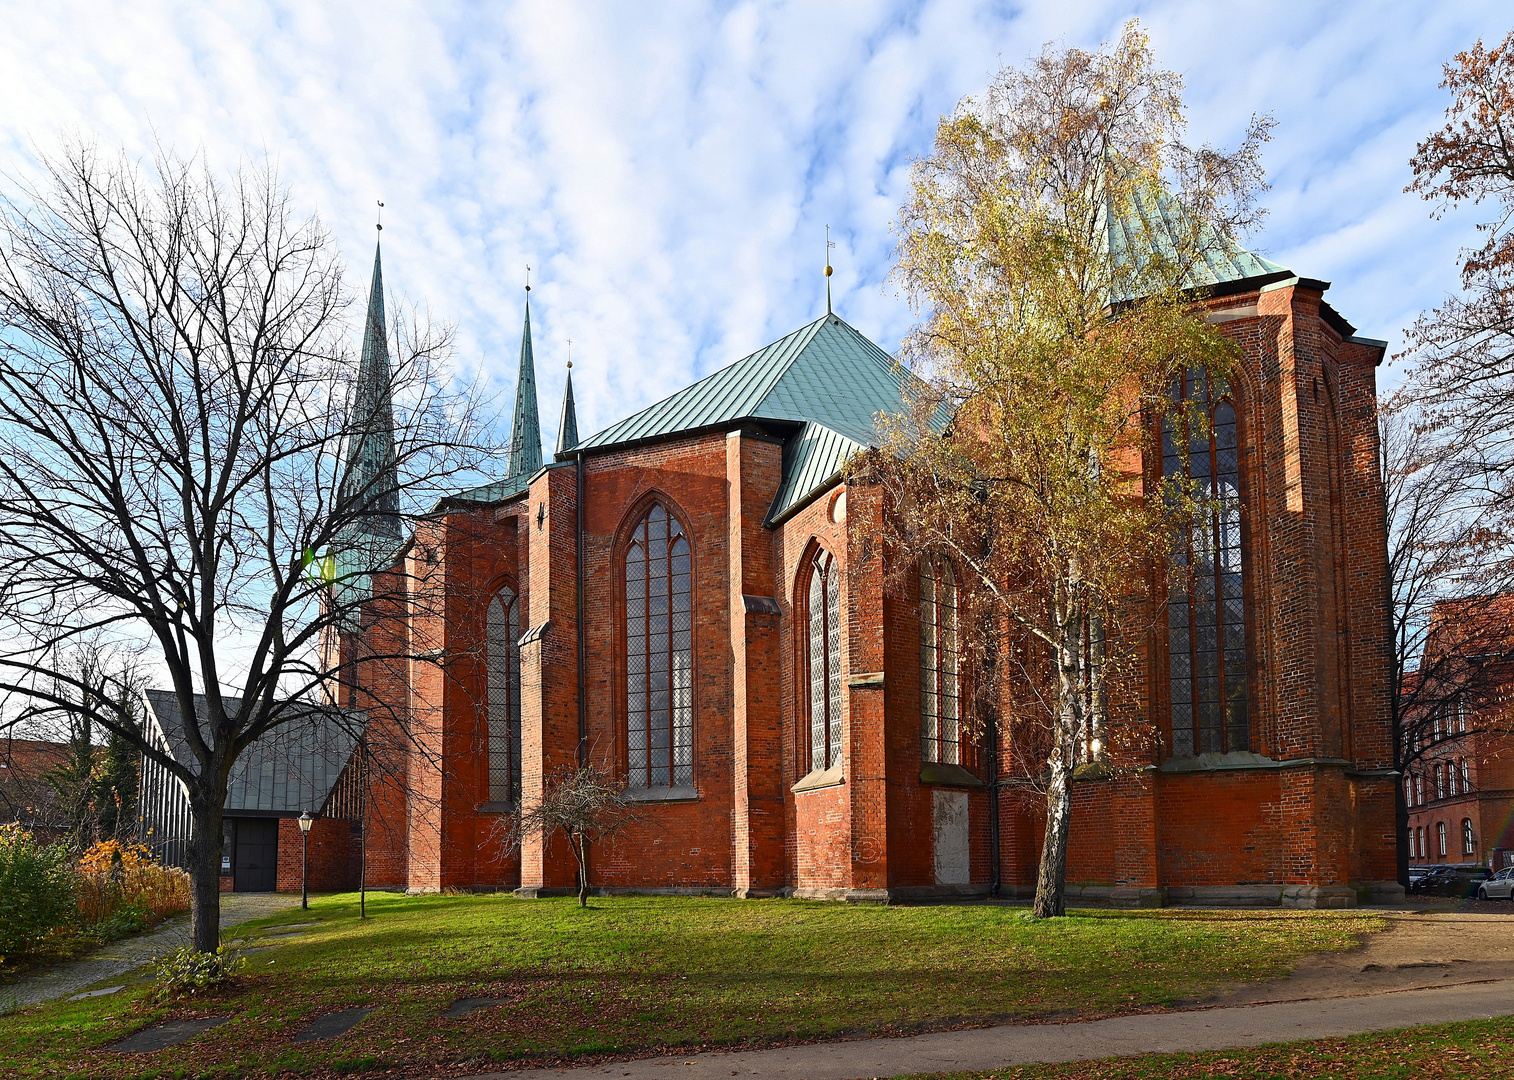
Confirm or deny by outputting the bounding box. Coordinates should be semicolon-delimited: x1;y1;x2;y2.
505;286;543;482
342;238;400;540
556;354;579;456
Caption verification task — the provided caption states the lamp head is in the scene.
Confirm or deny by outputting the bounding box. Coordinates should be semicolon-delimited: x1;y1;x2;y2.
298;811;314;833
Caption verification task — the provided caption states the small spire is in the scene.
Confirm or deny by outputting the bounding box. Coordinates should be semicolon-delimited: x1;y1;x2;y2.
824;225;836;315
504;278;543;482
556;345;579;456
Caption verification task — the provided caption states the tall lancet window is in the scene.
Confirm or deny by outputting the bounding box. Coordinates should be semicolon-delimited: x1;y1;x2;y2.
487;586;522;806
1163;370;1249;757
807;548;843;772
625;505;694;789
920;556;960;765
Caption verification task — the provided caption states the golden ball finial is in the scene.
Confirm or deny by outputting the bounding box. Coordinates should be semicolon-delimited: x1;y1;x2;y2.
566;360;573;369
824;265;833;277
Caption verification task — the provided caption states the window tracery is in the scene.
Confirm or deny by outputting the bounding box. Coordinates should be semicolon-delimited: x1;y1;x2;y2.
1163;370;1248;756
487;586;522;806
624;504;693;789
920;557;960;766
807;547;842;772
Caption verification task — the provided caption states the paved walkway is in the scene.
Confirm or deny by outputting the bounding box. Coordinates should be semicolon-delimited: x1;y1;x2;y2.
479;978;1514;1080
0;893;298;1013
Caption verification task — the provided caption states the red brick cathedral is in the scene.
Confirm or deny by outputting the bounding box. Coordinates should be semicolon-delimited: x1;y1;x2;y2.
335;240;1402;908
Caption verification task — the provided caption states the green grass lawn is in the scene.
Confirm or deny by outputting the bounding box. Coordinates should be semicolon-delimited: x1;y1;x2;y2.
907;1015;1514;1079
0;892;1384;1079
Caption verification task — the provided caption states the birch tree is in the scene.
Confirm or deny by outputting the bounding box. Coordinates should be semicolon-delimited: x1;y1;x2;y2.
860;22;1271;917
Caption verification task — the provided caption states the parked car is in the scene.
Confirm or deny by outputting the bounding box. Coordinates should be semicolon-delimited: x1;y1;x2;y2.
1477;866;1514;901
1408;866;1450;895
1437;864;1492;898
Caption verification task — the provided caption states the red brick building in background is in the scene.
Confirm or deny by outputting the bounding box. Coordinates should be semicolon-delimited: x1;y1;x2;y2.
310;229;1405;910
1404;595;1514;870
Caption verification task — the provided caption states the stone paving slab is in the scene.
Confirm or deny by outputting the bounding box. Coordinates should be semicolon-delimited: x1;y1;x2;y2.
293;1006;373;1042
108;1015;231;1053
1;893;299;1013
67;986;123;1001
474;979;1514;1080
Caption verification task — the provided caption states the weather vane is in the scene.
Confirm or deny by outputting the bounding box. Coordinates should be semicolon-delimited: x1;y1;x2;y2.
525;264;531;293
566;338;573;370
825;224;837;315
376;200;384;233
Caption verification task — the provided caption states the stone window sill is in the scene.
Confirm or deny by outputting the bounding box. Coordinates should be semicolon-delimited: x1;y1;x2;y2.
627;785;699;803
479;801;517;814
793;764;844;794
919;762;983;788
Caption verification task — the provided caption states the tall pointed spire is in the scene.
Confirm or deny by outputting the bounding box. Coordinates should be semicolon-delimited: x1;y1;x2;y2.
505;282;543;482
342;238;400;540
556;355;579;456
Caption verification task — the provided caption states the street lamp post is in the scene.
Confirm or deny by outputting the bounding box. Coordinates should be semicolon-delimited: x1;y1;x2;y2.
298;811;313;910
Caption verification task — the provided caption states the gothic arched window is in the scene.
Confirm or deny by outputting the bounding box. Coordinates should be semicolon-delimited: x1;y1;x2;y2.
920;556;960;765
807;547;843;772
625;504;694;790
487;586;522;806
1163;370;1248;756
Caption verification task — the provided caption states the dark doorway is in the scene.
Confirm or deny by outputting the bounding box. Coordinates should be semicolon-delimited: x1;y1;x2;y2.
232;818;278;892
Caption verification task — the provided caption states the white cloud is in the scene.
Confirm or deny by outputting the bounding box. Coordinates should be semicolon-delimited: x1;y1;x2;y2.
0;0;1508;436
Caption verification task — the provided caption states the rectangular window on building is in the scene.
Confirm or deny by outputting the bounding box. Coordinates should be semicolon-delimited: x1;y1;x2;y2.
1438;821;1448;857
1461;758;1472;793
1462;818;1475;856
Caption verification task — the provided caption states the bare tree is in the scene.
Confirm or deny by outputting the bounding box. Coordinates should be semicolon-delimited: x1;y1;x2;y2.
505;764;639;907
1387;30;1514;877
861;21;1272;917
0;144;499;950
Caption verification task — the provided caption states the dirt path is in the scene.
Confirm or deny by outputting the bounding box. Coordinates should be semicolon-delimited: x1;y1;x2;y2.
0;892;299;1014
1205;903;1514;1004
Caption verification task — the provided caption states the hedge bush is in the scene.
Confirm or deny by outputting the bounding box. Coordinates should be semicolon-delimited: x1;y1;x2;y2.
0;825;77;962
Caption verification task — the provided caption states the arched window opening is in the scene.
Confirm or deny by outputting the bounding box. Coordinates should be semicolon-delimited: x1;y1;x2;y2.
1462;818;1475;856
1461;758;1472;793
1408;827;1418;860
920;557;960;766
1163;370;1248;756
625;504;693;790
1404;776;1413;808
1415;774;1424;806
1416;826;1425;859
807;548;842;772
487;586;522;806
1437;821;1448;857
1435;764;1445;800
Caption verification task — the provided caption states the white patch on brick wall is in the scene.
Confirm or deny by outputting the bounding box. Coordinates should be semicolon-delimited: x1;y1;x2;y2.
933;789;969;885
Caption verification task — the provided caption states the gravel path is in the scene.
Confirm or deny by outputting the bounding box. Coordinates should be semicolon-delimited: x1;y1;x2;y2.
0;892;299;1014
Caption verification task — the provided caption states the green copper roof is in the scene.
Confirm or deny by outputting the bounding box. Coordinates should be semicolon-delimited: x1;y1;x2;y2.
556;369;579;454
1107;187;1290;301
574;314;936;523
340;241;401;540
505;298;542;482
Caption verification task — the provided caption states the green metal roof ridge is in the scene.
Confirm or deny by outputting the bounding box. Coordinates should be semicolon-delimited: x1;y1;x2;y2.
573;314;833;452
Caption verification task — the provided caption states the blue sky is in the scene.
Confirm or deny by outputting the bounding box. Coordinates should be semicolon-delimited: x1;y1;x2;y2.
1;0;1508;452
